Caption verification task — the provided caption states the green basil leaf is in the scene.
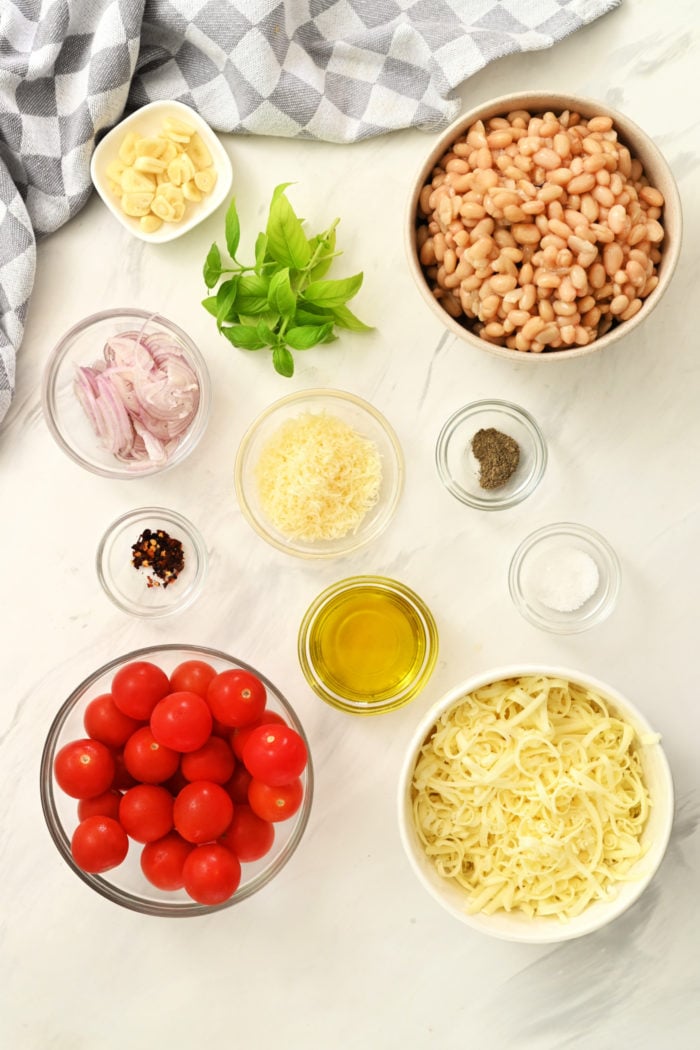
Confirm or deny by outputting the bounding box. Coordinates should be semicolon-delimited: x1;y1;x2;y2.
235;298;269;316
266;192;311;270
201;295;219;317
293;307;335;326
254;232;268;273
308;225;337;280
268;268;296;318
256;319;279;343
225;198;240;259
271;182;294;205
236;274;271;316
302;272;363;308
285;323;335;350
238;274;270;297
221;324;268;350
272;344;295;377
215;277;239;331
330;303;373;332
203;242;222;289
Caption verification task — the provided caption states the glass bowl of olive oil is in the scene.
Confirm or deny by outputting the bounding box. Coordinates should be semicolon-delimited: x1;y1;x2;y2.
298;576;439;715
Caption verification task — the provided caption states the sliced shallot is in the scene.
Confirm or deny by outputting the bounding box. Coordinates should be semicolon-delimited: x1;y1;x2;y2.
74;323;200;467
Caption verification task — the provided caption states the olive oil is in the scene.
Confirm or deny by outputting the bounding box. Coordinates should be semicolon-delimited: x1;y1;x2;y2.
308;583;429;704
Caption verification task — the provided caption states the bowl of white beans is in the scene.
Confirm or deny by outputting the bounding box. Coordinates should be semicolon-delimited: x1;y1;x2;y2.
406;92;681;359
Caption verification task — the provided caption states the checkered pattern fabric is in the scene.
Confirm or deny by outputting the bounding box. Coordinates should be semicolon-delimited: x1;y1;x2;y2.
0;0;619;424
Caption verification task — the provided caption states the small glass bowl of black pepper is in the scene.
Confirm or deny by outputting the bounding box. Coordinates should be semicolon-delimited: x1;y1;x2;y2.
97;507;207;617
435;400;547;510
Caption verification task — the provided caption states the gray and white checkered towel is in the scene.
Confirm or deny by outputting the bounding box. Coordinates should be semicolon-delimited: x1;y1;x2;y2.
0;0;619;424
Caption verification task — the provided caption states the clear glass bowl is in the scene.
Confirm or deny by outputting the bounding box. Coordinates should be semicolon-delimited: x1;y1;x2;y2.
509;523;621;633
96;507;207;618
298;575;439;715
398;664;674;943
42;308;211;479
235;389;404;559
40;644;313;916
436;400;546;510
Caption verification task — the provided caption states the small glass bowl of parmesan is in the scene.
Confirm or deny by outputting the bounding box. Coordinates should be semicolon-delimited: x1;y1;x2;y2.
234;389;404;559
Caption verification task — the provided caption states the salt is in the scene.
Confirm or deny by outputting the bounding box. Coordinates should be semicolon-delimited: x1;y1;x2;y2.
531;547;600;612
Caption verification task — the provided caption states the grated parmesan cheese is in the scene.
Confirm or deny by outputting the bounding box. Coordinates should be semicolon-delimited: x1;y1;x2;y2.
254;410;383;541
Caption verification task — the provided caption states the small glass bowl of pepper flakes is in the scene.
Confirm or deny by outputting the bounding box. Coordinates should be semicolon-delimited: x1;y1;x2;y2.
96;507;207;617
435;400;547;511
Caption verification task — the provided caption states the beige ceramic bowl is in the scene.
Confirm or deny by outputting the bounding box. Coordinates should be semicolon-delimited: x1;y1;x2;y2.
406;92;682;361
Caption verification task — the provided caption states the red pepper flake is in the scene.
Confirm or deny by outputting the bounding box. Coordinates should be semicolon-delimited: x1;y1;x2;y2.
131;528;185;588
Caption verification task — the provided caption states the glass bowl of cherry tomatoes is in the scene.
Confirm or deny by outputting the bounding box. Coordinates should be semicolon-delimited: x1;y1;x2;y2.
40;644;313;916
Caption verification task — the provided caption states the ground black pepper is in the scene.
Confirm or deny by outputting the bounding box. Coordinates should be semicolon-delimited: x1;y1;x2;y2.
471;428;520;490
131;528;185;588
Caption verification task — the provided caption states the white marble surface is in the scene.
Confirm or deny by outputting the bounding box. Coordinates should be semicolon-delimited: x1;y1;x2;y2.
2;2;700;1047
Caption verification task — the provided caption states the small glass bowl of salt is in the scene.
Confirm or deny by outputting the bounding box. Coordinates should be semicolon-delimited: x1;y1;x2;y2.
508;523;621;634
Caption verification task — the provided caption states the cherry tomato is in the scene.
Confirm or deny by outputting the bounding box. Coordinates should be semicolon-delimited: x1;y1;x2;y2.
224;764;252;804
206;669;267;728
111;749;138;791
83;693;142;748
181;736;236;785
229;712;287;761
173;781;234;844
220;804;275;862
182;844;241;905
242;724;308;786
163;766;190;796
54;738;116;799
141;832;194;891
119;784;174;843
71;816;129;873
150;691;213;753
111;661;170;720
77;789;122;822
123;726;180;784
169;660;217;699
248;777;303;822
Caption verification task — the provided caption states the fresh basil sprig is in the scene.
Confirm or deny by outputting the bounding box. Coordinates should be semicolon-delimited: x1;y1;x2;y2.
202;185;371;377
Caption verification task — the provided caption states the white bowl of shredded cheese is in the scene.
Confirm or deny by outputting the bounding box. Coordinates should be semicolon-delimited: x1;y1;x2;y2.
234;389;404;559
398;666;673;942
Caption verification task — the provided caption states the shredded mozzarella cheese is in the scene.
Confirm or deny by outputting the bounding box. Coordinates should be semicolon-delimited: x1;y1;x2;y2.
411;675;651;921
255;411;382;541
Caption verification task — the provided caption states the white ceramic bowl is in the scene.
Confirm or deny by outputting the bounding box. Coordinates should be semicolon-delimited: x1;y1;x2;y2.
398;665;674;943
406;92;682;361
91;99;232;243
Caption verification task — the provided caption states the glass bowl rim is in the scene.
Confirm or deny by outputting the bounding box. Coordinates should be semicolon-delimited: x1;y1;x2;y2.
508;521;621;634
41;307;212;479
435;398;547;510
95;506;208;618
298;574;439;715
234;387;405;559
40;643;314;917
